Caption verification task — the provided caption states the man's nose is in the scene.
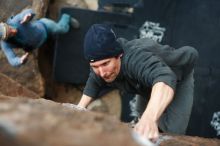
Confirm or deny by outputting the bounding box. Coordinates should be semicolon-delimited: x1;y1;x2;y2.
9;27;17;34
12;28;17;33
98;67;105;77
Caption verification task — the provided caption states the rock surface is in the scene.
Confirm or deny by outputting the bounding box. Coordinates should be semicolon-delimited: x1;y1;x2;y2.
0;0;32;21
0;97;219;146
0;73;39;98
0;0;50;21
160;135;220;146
0;97;138;146
48;0;88;19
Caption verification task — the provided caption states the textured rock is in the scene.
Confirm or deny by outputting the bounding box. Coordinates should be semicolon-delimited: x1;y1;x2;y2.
0;97;139;146
160;135;220;146
32;0;50;18
48;0;88;19
84;0;98;10
88;90;121;119
0;52;45;97
0;0;49;21
0;97;219;146
0;0;32;21
0;73;39;98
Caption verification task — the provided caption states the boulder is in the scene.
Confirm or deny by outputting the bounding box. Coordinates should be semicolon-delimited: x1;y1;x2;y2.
0;52;45;97
32;0;50;18
0;72;39;98
0;97;138;146
0;97;219;146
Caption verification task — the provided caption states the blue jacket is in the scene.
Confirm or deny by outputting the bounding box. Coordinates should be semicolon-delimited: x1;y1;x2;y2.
0;9;47;67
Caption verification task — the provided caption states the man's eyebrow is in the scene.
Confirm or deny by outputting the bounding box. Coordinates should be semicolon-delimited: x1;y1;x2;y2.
90;64;97;67
92;61;108;67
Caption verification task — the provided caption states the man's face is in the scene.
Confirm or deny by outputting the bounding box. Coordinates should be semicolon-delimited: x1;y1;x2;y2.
7;25;17;38
90;56;121;83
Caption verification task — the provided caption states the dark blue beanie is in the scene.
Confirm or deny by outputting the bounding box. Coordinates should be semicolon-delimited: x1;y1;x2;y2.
84;24;123;62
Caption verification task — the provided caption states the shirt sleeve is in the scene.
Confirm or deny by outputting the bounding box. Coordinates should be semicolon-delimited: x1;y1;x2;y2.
1;41;22;67
83;70;106;99
7;9;35;24
156;45;199;68
126;49;177;91
125;38;198;69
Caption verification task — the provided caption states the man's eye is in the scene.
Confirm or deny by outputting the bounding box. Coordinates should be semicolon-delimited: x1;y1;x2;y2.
103;62;109;66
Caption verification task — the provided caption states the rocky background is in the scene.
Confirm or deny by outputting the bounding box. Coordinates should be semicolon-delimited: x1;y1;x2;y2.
0;0;219;145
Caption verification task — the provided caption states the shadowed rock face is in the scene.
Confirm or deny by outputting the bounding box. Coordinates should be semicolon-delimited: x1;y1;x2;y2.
0;0;50;21
0;50;45;97
160;135;220;146
0;97;219;146
0;0;32;21
0;97;139;146
48;0;88;19
0;73;39;98
32;0;50;18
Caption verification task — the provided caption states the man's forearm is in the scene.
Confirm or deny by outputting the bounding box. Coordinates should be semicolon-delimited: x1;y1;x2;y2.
12;9;35;23
78;94;94;108
133;82;174;139
1;44;21;67
142;82;174;122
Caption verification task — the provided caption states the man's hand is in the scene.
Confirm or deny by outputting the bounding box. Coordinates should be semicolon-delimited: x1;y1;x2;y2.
134;116;159;142
20;13;32;24
20;52;29;64
78;94;94;108
62;103;87;111
133;82;174;142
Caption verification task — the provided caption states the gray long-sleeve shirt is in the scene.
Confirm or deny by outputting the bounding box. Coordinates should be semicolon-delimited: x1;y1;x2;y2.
83;38;198;99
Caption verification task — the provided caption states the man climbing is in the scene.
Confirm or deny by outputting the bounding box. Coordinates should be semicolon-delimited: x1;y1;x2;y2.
0;8;79;67
77;24;198;141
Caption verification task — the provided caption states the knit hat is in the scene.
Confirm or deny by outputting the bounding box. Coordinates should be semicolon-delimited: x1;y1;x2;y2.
0;23;9;40
84;24;123;62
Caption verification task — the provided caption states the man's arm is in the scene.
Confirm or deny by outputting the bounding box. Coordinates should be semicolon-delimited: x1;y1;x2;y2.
134;82;174;140
20;52;29;64
20;13;33;24
78;94;94;108
7;9;35;24
158;46;199;69
1;41;23;67
78;70;105;108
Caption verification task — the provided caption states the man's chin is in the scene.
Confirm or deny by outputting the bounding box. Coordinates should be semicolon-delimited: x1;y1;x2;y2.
103;77;115;83
104;79;112;83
